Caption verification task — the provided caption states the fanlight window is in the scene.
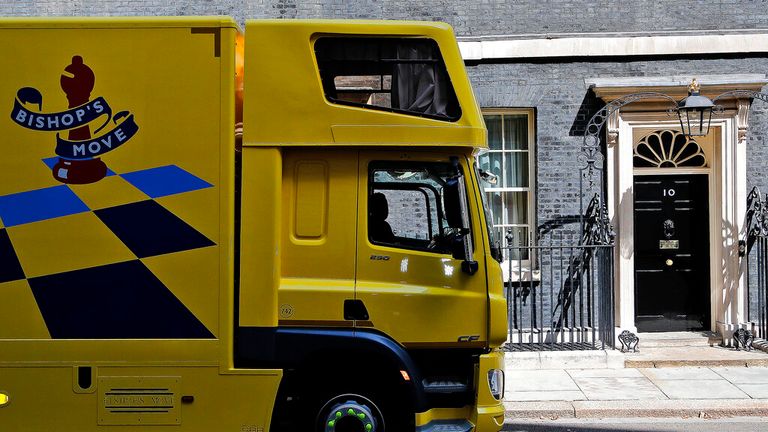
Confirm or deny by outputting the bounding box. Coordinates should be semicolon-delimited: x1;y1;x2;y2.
633;130;708;168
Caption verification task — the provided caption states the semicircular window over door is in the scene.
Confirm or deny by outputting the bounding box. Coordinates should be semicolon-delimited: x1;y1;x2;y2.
633;129;708;168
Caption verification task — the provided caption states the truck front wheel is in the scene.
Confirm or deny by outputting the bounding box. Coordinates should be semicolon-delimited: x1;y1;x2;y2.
315;393;384;432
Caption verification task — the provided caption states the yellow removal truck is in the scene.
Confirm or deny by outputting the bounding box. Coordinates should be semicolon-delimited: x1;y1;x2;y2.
0;17;506;432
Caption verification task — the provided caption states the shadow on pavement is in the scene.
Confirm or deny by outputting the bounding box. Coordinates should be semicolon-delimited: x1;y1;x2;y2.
503;422;677;432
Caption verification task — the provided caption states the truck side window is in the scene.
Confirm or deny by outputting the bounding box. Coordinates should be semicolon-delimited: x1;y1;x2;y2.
369;162;466;254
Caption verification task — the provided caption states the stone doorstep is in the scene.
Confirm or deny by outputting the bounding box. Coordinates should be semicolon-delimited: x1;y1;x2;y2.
505;336;768;370
753;339;768;354
505;350;625;370
636;332;723;348
623;344;768;368
504;400;768;420
625;358;768;368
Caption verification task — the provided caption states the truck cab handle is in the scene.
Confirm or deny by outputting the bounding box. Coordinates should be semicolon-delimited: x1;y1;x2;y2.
344;299;370;321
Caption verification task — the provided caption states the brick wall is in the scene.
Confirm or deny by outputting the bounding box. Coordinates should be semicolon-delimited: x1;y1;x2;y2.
466;58;768;237
5;1;768;36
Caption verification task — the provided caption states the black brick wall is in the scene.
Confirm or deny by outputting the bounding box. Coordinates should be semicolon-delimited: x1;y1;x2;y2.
5;1;768;37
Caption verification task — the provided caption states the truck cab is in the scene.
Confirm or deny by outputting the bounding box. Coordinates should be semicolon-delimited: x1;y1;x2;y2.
237;20;507;431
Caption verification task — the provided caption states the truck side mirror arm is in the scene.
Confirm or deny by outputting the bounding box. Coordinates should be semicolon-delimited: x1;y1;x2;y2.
450;157;478;275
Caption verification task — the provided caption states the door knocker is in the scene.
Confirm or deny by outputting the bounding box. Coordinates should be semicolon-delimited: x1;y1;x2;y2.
663;219;675;239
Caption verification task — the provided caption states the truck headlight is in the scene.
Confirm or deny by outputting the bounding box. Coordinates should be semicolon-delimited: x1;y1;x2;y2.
487;369;504;400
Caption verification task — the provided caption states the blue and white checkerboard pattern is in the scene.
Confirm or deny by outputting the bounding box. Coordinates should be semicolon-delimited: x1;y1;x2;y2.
0;159;217;339
0;159;212;227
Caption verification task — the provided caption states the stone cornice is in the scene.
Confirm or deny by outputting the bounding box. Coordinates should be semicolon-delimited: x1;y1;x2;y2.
458;33;768;61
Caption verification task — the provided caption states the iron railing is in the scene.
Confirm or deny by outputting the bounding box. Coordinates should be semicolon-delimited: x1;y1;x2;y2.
502;194;616;351
744;187;768;339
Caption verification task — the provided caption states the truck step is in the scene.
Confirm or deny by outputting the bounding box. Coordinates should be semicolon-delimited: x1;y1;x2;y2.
416;419;474;432
422;378;468;394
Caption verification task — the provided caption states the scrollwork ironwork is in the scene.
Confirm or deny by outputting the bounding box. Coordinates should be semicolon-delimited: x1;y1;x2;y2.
583;92;680;151
580;92;679;232
582;194;615;245
744;187;768;251
733;328;754;351
712;90;768;106
618;330;639;353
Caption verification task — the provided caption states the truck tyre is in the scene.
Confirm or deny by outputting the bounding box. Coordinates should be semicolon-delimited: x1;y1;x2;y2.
312;388;411;432
316;393;383;432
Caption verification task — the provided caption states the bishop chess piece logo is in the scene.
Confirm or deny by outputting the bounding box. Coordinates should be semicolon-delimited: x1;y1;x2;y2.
11;55;139;184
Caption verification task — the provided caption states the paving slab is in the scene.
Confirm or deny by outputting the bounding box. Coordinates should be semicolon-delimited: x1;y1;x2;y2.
572;377;667;400
639;367;722;381
736;384;768;399
503;401;575;419
504;399;768;419
566;368;644;378
571;399;768;419
505;390;587;402
652;379;750;399
505;417;768;431
504;352;541;369
539;350;624;370
711;367;768;384
506;369;579;392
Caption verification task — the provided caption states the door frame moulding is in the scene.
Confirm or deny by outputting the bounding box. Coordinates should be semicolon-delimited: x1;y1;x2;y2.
608;107;748;338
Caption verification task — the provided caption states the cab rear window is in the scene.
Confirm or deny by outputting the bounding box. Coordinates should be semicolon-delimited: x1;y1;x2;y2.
314;37;461;121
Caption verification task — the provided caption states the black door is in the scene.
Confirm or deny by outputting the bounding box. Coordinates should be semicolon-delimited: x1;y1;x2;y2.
633;174;710;332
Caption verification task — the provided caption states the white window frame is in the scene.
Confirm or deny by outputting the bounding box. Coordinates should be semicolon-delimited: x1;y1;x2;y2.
481;108;536;266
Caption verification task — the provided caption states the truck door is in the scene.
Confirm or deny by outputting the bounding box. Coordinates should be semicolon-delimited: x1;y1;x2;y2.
278;149;359;327
354;151;488;347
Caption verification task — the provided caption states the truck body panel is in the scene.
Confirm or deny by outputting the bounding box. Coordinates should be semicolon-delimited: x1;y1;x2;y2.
0;17;235;353
0;17;283;432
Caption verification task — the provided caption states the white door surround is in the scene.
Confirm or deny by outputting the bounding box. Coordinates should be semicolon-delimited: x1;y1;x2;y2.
607;109;749;339
590;76;766;341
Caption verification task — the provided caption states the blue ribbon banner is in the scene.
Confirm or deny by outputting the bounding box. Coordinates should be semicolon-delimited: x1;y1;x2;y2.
11;87;138;160
12;87;112;133
55;112;139;160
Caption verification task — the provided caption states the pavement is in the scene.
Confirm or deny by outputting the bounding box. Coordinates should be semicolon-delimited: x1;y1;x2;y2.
504;417;768;431
503;334;768;420
504;366;768;419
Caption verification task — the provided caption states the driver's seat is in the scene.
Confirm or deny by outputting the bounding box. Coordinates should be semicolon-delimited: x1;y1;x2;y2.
369;192;395;243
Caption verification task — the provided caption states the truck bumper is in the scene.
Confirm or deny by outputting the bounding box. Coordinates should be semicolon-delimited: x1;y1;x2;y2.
472;350;505;432
473;403;505;431
414;350;505;431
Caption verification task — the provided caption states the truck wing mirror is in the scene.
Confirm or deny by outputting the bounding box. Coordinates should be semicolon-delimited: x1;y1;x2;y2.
449;231;478;275
443;179;462;228
451;230;467;260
